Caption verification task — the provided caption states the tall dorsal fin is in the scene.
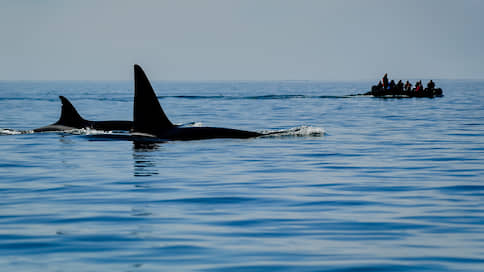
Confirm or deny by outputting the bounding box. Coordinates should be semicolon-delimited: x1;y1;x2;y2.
133;64;174;134
55;96;90;128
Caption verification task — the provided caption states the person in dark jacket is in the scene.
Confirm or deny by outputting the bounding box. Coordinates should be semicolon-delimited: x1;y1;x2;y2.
389;80;396;92
404;81;412;93
395;80;403;94
382;73;389;90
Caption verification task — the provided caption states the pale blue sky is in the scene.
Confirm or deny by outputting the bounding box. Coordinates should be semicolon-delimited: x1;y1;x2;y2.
0;0;483;80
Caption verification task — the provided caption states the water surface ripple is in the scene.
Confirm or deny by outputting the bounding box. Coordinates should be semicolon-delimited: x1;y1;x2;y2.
0;80;483;271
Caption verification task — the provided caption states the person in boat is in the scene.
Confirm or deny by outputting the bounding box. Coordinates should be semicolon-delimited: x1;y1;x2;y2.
415;81;422;92
382;73;389;90
389;80;396;92
370;80;383;95
404;81;412;93
396;80;404;94
427;80;435;90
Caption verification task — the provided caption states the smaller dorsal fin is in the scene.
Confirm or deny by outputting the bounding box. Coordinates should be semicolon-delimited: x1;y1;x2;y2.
55;96;90;128
133;64;174;134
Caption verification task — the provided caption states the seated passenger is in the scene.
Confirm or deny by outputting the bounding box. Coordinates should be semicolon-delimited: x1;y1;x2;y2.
371;80;383;94
404;81;412;92
415;81;422;92
427;80;435;90
389;80;396;91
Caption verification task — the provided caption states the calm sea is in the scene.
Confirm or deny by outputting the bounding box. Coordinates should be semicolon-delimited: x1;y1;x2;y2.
0;80;483;272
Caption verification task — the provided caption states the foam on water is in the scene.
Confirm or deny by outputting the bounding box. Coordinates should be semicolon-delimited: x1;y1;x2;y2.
64;128;109;135
260;125;325;137
0;128;27;135
0;128;117;136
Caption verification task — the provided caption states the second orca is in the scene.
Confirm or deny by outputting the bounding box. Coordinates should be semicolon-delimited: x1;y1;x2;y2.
33;96;132;133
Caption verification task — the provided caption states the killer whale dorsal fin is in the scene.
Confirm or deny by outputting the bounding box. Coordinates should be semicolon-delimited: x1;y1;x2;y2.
133;64;174;134
55;96;90;128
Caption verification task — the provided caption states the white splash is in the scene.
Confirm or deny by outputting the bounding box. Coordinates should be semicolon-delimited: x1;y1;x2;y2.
260;125;325;137
84;128;113;135
52;128;118;136
0;128;27;135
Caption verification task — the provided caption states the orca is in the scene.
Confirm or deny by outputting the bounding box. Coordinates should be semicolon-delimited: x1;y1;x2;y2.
132;64;263;140
33;96;132;132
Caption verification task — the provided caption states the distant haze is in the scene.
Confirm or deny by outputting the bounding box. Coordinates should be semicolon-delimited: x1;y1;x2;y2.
1;0;483;81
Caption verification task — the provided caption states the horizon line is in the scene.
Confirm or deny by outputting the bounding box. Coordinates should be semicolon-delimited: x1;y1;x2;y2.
1;77;483;82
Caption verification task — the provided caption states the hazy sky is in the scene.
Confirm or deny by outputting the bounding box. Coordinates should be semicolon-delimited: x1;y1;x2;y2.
1;0;483;80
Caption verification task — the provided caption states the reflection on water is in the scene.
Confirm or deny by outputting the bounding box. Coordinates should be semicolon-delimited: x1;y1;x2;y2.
132;141;160;177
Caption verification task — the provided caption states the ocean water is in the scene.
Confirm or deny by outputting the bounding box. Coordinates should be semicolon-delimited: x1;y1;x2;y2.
0;80;483;272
